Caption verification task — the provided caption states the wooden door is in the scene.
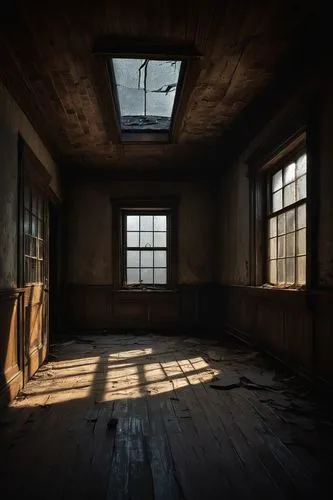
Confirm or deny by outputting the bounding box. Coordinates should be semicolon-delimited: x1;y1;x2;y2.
20;144;51;383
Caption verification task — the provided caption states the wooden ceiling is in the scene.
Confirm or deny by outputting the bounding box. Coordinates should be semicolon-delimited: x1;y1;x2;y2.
0;1;319;170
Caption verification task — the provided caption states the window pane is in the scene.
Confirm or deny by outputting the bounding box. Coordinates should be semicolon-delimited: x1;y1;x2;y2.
31;259;37;282
154;232;167;247
269;238;277;259
269;217;277;237
269;260;277;284
278;236;285;258
32;192;38;215
24;209;30;235
31;238;37;257
141;251;153;267
38;199;43;218
154;250;166;267
25;236;30;256
127;215;139;230
154;215;167;231
38;219;44;238
141;268;153;284
296;175;306;201
112;58;182;132
297;204;306;229
127;231;139;247
272;190;282;212
286;233;295;257
127;268;140;284
272;170;282;192
296;154;306;177
31;216;38;237
277;214;285;235
277;260;285;284
38;240;44;260
286;258;295;284
297;256;306;285
286;209;295;233
154;268;167;284
24;185;31;209
140;231;153;247
25;258;30;283
284;163;296;184
296;228;306;255
284;182;295;207
140;215;153;231
127;251;139;267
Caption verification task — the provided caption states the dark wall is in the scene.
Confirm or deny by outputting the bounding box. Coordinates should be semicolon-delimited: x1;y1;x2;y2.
0;80;60;404
218;69;333;384
63;175;218;331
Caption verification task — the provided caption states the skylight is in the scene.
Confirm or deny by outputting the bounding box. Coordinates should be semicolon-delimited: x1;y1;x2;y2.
110;58;183;134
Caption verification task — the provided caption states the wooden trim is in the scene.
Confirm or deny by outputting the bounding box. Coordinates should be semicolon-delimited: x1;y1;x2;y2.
91;56;121;144
172;58;201;142
251;133;307;288
306;96;320;291
92;38;202;60
260;131;306;172
22;143;52;190
92;40;201;145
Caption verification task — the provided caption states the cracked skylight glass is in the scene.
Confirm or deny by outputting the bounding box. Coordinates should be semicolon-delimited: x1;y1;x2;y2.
110;58;182;132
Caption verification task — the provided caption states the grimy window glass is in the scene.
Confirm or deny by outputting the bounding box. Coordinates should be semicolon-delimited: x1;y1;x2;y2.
24;184;45;285
124;213;168;285
111;58;182;132
268;152;306;286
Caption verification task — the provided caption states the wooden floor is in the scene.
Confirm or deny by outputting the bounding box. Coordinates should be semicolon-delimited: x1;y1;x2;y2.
1;334;333;500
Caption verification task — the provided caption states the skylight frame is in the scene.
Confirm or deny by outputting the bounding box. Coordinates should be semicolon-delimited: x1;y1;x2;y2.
107;55;187;143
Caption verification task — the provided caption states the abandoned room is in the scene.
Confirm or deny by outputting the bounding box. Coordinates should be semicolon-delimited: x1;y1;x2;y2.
1;1;333;498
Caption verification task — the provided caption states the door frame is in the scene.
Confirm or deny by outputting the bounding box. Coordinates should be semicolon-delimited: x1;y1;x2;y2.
17;137;52;382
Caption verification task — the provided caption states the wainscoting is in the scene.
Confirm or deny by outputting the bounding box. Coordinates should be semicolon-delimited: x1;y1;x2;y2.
63;284;218;333
221;285;333;384
0;289;23;405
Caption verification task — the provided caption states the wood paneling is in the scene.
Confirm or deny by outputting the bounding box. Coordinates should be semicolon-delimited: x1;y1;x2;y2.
63;284;216;332
0;1;320;169
221;285;333;384
0;289;23;405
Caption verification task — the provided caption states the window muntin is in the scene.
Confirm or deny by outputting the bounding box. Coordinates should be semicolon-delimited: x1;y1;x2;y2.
110;58;183;133
24;184;45;285
268;152;307;286
124;213;168;286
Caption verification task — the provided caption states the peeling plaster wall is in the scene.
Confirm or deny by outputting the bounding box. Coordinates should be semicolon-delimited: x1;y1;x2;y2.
65;178;216;285
218;161;250;285
0;81;60;289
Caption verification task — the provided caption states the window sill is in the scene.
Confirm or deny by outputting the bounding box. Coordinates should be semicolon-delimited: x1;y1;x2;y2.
260;283;306;292
116;287;178;293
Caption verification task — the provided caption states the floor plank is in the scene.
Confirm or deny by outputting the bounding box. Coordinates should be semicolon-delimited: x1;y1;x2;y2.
1;333;332;500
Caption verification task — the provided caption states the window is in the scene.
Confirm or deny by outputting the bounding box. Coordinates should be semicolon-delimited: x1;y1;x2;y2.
110;58;183;134
267;151;307;286
124;212;168;286
24;184;45;285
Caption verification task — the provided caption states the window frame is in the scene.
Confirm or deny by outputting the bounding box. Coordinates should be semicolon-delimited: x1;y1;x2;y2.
266;149;307;287
112;198;178;290
108;57;187;143
249;132;308;289
92;40;201;144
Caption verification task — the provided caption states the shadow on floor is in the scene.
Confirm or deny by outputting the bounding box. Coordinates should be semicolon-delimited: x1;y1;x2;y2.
1;333;333;500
